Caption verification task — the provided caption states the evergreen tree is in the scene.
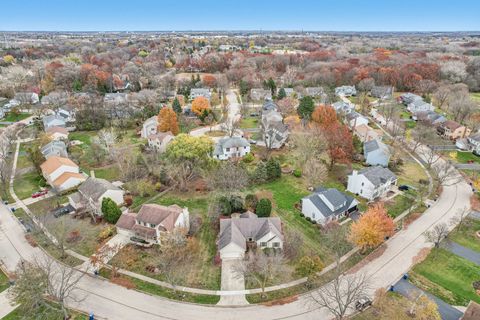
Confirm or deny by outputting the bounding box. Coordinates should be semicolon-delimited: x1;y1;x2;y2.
266;159;281;181
256;199;272;217
239;80;250;96
278;87;287;100
297;96;315;119
101;197;122;224
172;97;182;114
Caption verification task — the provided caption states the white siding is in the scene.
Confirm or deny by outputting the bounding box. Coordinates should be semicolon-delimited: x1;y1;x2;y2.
301;198;327;224
47;165;79;183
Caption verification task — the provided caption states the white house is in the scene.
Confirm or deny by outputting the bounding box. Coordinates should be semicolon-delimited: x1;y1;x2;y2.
347;166;397;201
10;92;39;106
213;136;250;160
40;156;86;191
407;100;434;113
116;204;189;245
346;112;369;129
45;126;69;141
190;88;211;100
41;140;68;159
467;133;480;153
141;116;158;138
332;101;354;115
261;109;289;149
217;211;283;260
42;115;66;129
364;139;391;167
335;86;356;97
301;187;358;225
68;177;124;216
148;131;175;153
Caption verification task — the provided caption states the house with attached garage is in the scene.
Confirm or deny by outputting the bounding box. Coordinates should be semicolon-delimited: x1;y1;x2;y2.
41;140;68;159
250;88;272;101
148;131;175;153
437;120;471;140
301;187;358;225
467;133;480;153
346;112;369;129
217;211;283;260
141;115;158;138
370;86;394;100
335;85;356;97
190;88;211;100
305;87;325;98
262;99;278;112
399;93;422;105
40;156;86;192
413;110;446;125
116;204;189;245
213;136;250;160
354;124;382;143
347;166;397;201
261;109;289;149
68;177;124;216
407;99;434;114
364;139;391;167
332;101;354;115
42;114;66;129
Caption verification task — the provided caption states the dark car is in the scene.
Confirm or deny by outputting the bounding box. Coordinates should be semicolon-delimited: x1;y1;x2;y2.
398;185;410;191
52;205;74;218
355;297;372;311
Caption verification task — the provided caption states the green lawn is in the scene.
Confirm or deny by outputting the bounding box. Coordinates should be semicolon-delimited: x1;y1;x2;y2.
3;305;88;320
385;195;411;218
449;218;480;253
239;116;259;129
13;170;45;200
69;131;96;146
411;248;480;306
92;165;121;181
470;92;480;104
454;151;480;165
395;150;429;189
2;112;30;122
0;269;10;292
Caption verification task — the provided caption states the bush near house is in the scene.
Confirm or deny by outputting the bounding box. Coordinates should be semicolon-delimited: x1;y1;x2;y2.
256;198;272;217
102;197;122;224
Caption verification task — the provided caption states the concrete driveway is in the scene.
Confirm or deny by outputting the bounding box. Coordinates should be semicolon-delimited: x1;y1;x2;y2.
217;258;248;306
80;233;130;273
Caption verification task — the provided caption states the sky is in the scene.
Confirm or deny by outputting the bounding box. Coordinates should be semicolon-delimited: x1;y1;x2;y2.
1;0;479;32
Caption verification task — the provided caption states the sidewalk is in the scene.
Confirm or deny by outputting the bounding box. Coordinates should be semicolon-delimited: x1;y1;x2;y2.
79;234;130;273
0;290;18;319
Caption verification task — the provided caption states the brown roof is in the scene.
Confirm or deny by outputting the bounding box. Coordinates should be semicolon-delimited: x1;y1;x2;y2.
116;212;137;230
132;224;157;238
40;156;78;175
462;301;480;320
136;204;183;231
148;131;173;143
443;120;461;131
46;126;69;135
52;172;85;187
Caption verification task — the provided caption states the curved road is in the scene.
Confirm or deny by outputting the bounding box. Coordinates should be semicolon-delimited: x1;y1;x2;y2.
0;110;472;320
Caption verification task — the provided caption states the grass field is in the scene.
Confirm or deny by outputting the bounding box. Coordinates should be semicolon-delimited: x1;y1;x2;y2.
239;116;259;129
452;151;480;165
14;170;45;200
449;218;480;253
2;112;30;122
411;248;480;306
0;269;10;292
385;195;412;218
2;305;88;320
69;131;96;146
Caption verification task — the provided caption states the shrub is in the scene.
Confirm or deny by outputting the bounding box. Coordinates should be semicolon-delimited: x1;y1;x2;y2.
101;197;122;224
245;194;258;211
242;153;254;163
293;169;302;177
300;213;305;217
97;225;116;241
306;217;312;222
256;198;272;217
266;159;281;181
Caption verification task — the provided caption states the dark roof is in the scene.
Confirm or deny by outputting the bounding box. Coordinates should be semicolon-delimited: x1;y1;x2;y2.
262;99;278;111
358;166;397;187
304;187;357;218
78;177;121;202
364;139;390;156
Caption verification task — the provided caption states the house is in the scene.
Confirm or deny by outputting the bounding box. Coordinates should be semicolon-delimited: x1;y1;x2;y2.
371;86;394;100
41;140;68;159
347;166;397;201
213;136;250;160
278;88;295;97
364;139;391;167
190;88;211;100
305;87;325;98
250;88;272;101
467;133;480;153
56;108;75;123
437;120;471;140
148;131;174;153
12;92;39;105
354;124;382;142
335;86;356;97
42;115;66;129
46;126;69;141
218;211;283;260
346;112;369;129
262;99;278;112
68;177;124;216
116;204;189;245
461;301;480;320
332;101;354;115
407;99;434;113
141;116;158;138
261;110;289;149
301;187;358;225
40;156;86;191
41;91;69;106
413;111;446;125
399;93;422;105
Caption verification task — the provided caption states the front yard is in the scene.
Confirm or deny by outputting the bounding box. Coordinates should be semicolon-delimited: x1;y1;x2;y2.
384;195;412;218
449;218;480;253
239;116;259;129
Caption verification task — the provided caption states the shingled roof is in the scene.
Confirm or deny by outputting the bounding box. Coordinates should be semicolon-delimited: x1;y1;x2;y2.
358;166;397;187
303;187;358;219
78;177;121;202
136;204;183;231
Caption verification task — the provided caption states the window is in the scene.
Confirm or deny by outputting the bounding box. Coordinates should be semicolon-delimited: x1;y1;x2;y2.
150;223;156;228
361;182;364;186
312;212;315;219
272;242;280;248
248;237;253;242
226;147;230;152
360;189;363;194
260;242;267;247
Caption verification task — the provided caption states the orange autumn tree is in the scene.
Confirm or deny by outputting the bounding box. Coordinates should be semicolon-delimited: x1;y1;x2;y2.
312;105;338;130
191;96;210;117
324;123;353;169
349;203;394;252
158;107;179;135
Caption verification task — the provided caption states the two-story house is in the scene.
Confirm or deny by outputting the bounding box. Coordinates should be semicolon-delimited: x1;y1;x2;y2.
261;109;289;149
190;88;211;100
41;140;68;159
437;120;471;140
148;131;175;153
141;116;159;138
364;139;391;167
40;156;86;191
213;136;250;160
335;86;357;97
347;166;397;201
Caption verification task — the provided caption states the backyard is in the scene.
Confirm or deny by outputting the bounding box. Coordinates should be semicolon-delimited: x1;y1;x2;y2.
239;116;259;129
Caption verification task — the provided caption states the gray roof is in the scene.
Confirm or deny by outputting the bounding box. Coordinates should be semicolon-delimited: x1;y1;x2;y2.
262;99;278;111
78;177;121;202
42;114;66;127
364;139;390;156
469;133;480;143
191;88;210;95
358;166;397;187
371;86;394;98
304;187;358;219
213;136;250;155
40;140;68;158
305;87;324;96
218;212;283;250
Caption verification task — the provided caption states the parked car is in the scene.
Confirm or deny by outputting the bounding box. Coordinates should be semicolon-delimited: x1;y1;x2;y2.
249;139;257;144
355;297;372;311
32;190;48;198
398;185;410;191
52;205;73;218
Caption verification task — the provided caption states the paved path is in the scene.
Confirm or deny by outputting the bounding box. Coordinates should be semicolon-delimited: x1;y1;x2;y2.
80;234;130;273
393;278;463;320
217;259;248;306
444;240;480;265
0;290;18;319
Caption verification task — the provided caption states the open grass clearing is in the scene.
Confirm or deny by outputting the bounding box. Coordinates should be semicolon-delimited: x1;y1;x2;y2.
0;269;10;292
449;218;480;253
385;195;412;218
2;112;30;122
239;116;259;129
14;170;45;200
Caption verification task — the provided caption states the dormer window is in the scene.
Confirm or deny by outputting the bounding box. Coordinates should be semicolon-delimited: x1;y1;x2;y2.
248;237;253;242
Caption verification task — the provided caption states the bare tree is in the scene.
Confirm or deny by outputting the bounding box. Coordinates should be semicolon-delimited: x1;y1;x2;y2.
303;158;328;187
221;119;240;137
422;147;442;169
433;85;451;110
9;256;85;320
310;270;370;320
424;223;449;248
234;250;288;298
409;123;437;153
206;162;249;193
449;207;470;231
39;214;80;259
431;161;462;186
